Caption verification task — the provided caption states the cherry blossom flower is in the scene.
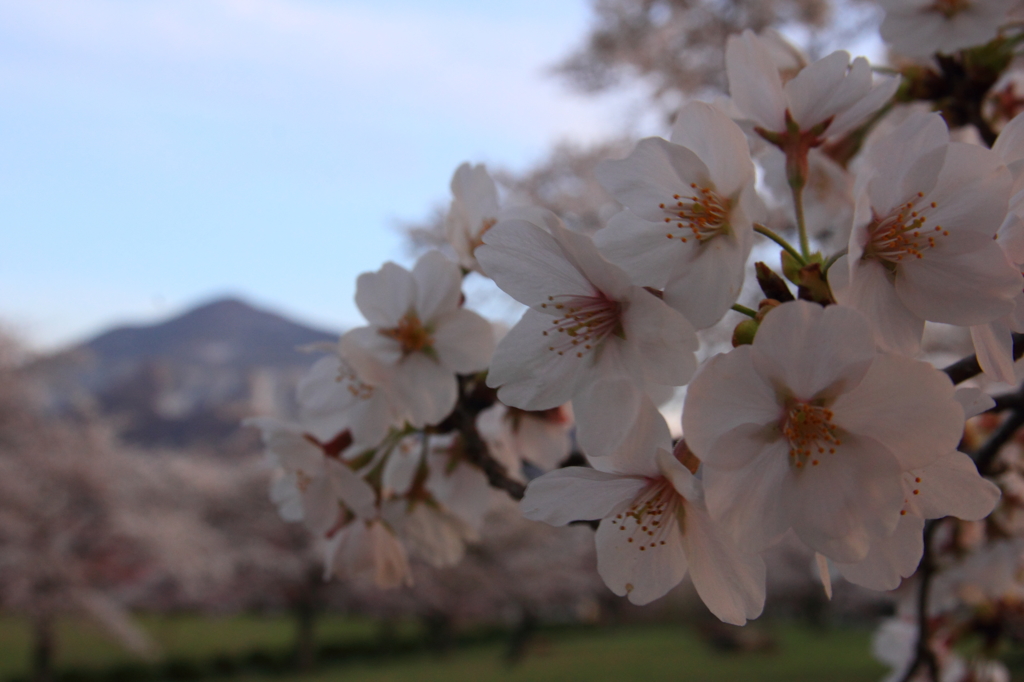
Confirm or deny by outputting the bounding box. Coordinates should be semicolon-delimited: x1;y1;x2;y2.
476;402;573;473
831;111;1021;354
476;210;697;458
246;418;375;536
341;251;495;428
446;163;500;273
594;101;763;329
324;517;412;589
683;301;965;563
726;29;898;143
879;0;1014;59
521;445;765;624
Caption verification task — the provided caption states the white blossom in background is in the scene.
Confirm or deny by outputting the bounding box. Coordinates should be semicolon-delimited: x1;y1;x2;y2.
879;0;1014;59
831;111;1020;354
477;210;696;459
522;444;765;624
341;250;495;427
446;163;501;273
595;101;763;329
683;301;965;563
725;29;898;142
246;417;376;536
476;402;574;473
324;517;412;589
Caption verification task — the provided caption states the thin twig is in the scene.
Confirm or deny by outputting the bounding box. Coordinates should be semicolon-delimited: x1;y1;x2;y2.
973;384;1024;475
899;520;942;682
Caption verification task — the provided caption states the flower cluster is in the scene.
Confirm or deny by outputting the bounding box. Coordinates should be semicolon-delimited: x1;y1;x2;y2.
246;11;1024;679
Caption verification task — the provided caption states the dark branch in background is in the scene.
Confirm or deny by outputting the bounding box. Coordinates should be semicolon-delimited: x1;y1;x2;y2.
899;519;942;682
942;333;1024;385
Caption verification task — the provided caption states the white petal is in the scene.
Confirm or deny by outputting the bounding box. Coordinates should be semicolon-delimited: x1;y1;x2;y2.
830;255;925;355
412;250;462;322
669;101;754;197
595;509;688;606
521;467;647;526
574;378;672;469
354;262;417;327
387;354;458;427
836;513;924;591
911;450;1000;521
432;308;494;373
725;30;787;131
833;353;962;471
662;226;751;330
955;387;995;419
784;50;857;130
621;287;698;386
972;319;1016;385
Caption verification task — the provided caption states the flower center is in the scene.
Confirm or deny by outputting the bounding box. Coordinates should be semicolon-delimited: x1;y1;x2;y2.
862;193;948;270
540;293;624;359
782;402;841;469
930;0;970;19
380;311;434;356
608;477;680;553
335;358;375;401
659;184;731;244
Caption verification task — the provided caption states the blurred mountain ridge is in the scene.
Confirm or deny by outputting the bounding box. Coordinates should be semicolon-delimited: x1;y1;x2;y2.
23;297;339;453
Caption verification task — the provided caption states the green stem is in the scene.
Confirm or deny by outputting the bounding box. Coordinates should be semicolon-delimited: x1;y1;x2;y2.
822;249;848;275
731;304;758;319
753;224;806;265
791;184;811;259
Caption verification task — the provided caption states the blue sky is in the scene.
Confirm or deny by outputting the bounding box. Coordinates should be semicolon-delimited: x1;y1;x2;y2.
0;0;640;350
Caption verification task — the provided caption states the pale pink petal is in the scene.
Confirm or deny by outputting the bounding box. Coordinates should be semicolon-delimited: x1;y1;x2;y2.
751;300;875;401
477;215;594;305
897;244;1020;326
668;101;754;197
705;422;782;471
486;309;589;410
833;353;962;471
972;319;1016;384
425;456;491;531
432;308;494;373
923;143;1011;252
595;508;689;606
574;378;672;469
911;450;1000;521
784;51;858;130
341;326;404;367
683;346;780;459
302;477;343;537
995;112;1024;165
621;288;698;386
549;221;635;300
594;210;686;289
520;467;647;526
864;112;948;216
683;498;766;625
595;137;712;224
354;262;417;327
702;441;792;550
662;225;751;329
726;30;787;131
836;513;924;591
412;250;462;322
830;255;925;355
656;447;699;500
388;354;458;426
955;387;995;419
785;433;903;563
828;71;899;138
325;458;378;519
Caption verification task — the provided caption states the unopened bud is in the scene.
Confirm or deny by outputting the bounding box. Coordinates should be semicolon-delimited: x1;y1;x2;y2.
732;318;759;347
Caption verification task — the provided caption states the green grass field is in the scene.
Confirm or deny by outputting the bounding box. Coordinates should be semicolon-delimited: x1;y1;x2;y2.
0;614;890;682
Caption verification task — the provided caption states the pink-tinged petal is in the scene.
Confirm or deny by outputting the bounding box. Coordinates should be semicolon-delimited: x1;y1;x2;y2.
575;378;672;471
355;262;417;327
785;433;903;563
864;112;948;216
835;514;924;591
450;162;498;213
972;320;1016;385
621;288;698;386
702;441;792;550
828;71;899;139
342;325;403;366
752;301;875;401
486;309;588;410
477;215;594;305
897;244;1020;326
381;440;419;497
595;508;689;606
955;387;995;419
924;143;1011;253
784;51;858;130
594;210;686;289
596;137;712;224
412;251;462;322
995;112;1024;165
302;476;343;537
521;467;647;526
683;346;780;459
830;255;925;355
726;31;787;131
432;308;494;373
549;221;635;300
388;354;458;427
425;456;491;531
682;498;766;625
911;451;1000;521
662;226;751;330
707;422;783;471
325;458;377;519
833;353;961;471
669;101;754;197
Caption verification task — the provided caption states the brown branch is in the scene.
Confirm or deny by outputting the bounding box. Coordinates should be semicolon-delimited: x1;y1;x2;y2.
900;519;942;682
